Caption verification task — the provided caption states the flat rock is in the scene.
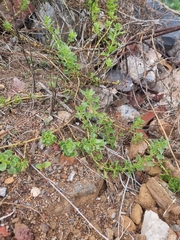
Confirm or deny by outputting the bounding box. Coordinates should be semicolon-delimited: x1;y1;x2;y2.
146;177;173;210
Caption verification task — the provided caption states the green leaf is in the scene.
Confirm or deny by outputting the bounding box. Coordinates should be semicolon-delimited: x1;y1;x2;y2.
0;163;7;171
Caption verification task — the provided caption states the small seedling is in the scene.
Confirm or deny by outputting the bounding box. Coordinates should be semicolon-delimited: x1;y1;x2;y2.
0;150;28;174
36;161;51;170
41;130;57;146
59;138;79;157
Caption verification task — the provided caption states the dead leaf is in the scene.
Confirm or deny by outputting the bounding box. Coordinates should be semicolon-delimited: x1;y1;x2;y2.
0;226;9;237
14;223;34;240
4;177;14;184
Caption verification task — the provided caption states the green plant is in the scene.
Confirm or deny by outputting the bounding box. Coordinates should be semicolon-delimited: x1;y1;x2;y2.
68;29;77;44
0;150;28;174
161;174;180;193
41;130;57;146
88;0;124;71
2;20;13;32
19;0;30;11
75;89;116;148
161;0;180;10
43;16;80;74
36;161;51;170
130;117;145;143
59;138;79;157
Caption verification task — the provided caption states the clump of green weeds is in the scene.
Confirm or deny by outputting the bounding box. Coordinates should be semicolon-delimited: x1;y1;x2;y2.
161;0;180;10
88;0;124;69
43;16;80;74
41;130;57;146
40;91;179;193
0;150;28;174
36;161;51;170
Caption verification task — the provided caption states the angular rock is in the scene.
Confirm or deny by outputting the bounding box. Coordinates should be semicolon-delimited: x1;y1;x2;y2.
0;187;7;197
120;216;136;232
141;210;169;240
138;184;156;209
146;178;173;210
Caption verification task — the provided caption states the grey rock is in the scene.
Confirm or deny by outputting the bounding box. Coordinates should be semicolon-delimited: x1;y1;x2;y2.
0;187;7;197
105;68;133;92
147;0;180;52
117;105;140;122
141;210;169;240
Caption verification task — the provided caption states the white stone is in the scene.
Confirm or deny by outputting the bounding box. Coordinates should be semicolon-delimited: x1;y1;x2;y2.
141;210;169;240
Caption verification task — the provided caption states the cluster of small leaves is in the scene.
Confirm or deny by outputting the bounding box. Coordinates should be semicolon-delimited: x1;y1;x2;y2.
130;116;145;143
0;150;28;174
59;138;79;157
2;20;13;32
19;0;30;11
75;89;116;149
41;89;116;160
161;174;180;193
36;161;51;170
101;137;168;177
161;0;180;10
41;130;57;146
88;0;124;69
43;16;80;74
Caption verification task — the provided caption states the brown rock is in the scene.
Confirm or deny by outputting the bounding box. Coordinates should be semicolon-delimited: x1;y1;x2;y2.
105;228;114;240
131;204;143;225
146;177;173;210
136;235;146;240
129;140;148;160
120;216;136;232
0;84;5;90
138;184;156;209
167;228;177;240
144;165;162;176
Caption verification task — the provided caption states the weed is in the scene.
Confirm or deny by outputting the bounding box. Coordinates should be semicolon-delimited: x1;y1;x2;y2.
43;16;80;74
0;150;28;174
36;161;51;170
75;89;116;148
41;130;57;146
88;0;124;72
19;0;30;11
59;138;79;157
161;174;180;193
161;0;180;10
3;20;13;32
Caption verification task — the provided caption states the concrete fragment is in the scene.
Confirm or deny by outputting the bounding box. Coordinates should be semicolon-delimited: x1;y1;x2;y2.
141;210;169;240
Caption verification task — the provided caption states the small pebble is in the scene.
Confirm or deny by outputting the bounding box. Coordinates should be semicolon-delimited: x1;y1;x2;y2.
41;223;49;233
68;170;76;181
